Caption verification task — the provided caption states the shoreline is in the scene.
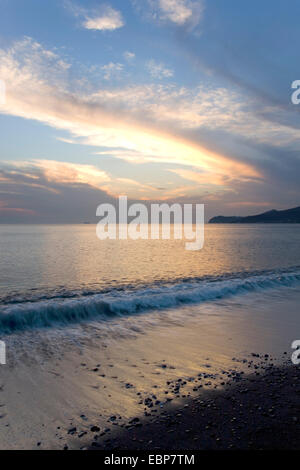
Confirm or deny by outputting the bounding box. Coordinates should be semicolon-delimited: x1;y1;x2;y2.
0;288;300;450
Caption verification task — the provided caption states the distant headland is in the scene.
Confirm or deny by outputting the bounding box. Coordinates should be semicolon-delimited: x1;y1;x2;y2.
209;206;300;224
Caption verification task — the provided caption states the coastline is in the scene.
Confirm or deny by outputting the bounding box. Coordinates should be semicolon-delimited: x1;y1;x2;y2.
0;287;300;450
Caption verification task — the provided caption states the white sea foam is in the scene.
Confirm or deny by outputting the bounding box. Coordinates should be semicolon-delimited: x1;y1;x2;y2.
0;269;300;334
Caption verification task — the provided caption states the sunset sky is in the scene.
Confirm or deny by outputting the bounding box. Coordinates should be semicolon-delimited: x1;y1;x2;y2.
0;0;300;222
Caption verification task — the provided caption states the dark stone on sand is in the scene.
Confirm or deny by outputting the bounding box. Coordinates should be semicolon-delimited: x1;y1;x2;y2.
90;425;100;432
67;427;77;435
129;417;140;424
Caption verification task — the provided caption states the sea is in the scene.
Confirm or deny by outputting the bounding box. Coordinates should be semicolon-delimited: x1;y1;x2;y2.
0;223;300;336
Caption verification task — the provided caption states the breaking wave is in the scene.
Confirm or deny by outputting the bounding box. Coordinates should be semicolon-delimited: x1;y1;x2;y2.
0;269;300;334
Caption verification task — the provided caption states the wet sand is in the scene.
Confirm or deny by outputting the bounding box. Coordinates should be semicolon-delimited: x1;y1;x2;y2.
0;287;299;450
87;358;300;450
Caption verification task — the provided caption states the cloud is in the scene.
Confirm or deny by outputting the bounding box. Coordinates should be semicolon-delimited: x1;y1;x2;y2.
6;36;300;213
0;160;115;223
225;201;272;208
170;168;231;187
103;177;159;199
146;59;174;79
0;159;190;204
66;1;124;32
33;160;110;187
124;51;136;62
0;160;189;221
0;160;110;190
101;62;124;80
83;5;124;31
0;38;263;187
158;0;194;24
0;199;36;216
148;0;204;29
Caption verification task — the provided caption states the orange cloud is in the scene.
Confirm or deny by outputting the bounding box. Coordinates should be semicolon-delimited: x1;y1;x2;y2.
0;200;36;215
0;38;263;197
35;160;110;188
225;201;272;208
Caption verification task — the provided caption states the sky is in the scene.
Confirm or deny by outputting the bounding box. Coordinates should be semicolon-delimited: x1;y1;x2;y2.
0;0;300;222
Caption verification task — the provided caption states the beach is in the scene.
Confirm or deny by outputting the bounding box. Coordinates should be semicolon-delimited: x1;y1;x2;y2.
1;0;300;454
0;284;299;450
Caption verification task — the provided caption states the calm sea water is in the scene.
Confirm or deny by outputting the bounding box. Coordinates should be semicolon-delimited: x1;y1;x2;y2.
0;224;300;333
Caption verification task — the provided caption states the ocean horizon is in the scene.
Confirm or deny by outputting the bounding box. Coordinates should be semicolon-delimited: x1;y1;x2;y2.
1;223;300;334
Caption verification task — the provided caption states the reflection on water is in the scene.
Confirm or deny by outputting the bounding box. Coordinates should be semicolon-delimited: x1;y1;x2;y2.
0;224;300;301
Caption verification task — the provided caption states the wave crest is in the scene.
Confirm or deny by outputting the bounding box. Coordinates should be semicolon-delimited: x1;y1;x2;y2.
1;270;300;334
